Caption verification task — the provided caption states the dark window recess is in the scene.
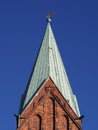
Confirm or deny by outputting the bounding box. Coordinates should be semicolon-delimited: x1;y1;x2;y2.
38;96;44;102
55;96;61;102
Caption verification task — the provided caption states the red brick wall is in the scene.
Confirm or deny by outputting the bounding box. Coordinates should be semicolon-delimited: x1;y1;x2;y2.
17;77;82;130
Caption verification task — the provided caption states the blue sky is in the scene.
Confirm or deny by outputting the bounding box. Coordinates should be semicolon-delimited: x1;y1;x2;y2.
0;0;98;130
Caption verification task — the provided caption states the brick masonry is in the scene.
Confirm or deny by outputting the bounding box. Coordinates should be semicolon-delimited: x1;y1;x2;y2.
17;77;82;130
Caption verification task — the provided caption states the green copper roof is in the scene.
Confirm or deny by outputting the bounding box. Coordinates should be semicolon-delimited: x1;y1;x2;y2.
19;21;80;116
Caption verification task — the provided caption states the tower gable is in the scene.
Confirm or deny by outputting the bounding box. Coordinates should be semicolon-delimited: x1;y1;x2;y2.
17;77;82;130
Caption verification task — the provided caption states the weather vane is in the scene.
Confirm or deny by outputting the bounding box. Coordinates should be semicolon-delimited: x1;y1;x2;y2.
47;11;54;22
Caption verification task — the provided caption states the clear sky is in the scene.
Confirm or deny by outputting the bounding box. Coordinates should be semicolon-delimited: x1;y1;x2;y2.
0;0;98;130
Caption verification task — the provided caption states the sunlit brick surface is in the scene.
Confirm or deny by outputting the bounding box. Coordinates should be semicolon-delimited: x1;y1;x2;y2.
17;78;82;130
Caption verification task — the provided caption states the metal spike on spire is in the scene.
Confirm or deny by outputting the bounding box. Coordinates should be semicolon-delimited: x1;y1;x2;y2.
47;11;54;22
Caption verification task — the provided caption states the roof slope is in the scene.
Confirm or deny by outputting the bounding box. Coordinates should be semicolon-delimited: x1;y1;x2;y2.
19;21;80;116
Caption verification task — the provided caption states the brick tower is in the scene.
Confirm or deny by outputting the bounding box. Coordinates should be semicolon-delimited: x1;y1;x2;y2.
16;17;82;130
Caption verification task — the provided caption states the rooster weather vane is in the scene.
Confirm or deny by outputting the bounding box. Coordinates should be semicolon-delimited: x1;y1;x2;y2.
47;11;54;22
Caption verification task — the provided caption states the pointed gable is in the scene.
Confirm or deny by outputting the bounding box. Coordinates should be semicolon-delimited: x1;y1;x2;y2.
18;78;81;130
19;21;80;116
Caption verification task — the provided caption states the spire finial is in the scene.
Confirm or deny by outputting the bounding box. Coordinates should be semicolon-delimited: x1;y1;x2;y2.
47;11;54;22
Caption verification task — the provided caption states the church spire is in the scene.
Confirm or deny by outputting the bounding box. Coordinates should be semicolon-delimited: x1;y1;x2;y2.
19;19;80;117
